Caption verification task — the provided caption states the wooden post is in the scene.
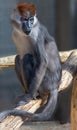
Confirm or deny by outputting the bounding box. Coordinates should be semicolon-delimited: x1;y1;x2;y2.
71;76;77;130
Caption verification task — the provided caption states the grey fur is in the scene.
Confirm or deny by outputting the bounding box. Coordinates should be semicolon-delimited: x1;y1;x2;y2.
0;6;62;122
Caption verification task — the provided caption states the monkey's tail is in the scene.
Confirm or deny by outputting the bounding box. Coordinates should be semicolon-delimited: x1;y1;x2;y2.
0;90;58;122
0;109;47;122
0;109;31;122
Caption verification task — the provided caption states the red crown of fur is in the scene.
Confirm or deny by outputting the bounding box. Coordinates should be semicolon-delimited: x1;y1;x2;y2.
17;3;36;17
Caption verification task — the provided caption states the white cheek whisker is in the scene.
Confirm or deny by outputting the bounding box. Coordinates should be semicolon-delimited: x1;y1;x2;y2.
33;16;38;26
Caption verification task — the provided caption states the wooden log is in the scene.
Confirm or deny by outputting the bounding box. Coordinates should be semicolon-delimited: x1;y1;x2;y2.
0;55;15;70
0;50;77;129
59;50;77;91
71;76;77;130
0;49;77;70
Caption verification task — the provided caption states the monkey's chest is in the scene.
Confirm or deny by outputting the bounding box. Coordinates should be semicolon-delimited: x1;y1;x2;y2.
12;30;35;59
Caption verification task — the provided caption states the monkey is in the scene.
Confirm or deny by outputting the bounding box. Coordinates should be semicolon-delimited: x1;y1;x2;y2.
0;3;62;122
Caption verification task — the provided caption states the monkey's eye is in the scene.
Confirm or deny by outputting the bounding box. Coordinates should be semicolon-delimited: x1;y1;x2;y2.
29;17;34;25
29;17;34;21
20;17;34;23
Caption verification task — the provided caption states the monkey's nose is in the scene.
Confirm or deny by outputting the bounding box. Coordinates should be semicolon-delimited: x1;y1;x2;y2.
28;20;32;27
22;22;31;35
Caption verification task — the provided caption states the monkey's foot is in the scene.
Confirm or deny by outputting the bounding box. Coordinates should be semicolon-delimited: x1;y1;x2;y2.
16;94;32;106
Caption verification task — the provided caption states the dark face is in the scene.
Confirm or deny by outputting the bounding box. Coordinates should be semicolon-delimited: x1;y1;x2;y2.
20;16;34;35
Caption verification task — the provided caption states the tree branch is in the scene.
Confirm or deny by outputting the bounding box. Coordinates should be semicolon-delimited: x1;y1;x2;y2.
0;49;77;70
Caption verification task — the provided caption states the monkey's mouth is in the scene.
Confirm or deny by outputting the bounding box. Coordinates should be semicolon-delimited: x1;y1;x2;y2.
22;23;31;35
23;29;31;35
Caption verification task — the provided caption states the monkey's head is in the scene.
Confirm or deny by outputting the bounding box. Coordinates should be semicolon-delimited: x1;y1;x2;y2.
11;3;36;35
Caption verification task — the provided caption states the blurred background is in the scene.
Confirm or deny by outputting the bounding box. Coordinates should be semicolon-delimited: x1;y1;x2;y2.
0;0;77;111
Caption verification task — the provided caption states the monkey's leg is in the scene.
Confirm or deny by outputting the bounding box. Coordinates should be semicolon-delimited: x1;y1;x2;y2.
22;54;36;86
17;54;37;106
15;54;32;105
15;55;25;88
15;55;28;105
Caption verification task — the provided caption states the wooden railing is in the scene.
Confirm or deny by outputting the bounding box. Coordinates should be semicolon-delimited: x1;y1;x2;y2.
0;50;77;130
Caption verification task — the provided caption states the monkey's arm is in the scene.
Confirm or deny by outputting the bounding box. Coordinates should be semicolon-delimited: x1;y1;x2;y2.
22;39;47;100
29;57;48;99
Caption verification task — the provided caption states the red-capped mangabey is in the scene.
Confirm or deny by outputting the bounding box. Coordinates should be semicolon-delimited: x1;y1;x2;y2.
0;3;62;122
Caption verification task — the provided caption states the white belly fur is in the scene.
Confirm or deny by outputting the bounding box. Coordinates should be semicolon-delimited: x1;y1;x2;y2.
12;28;35;59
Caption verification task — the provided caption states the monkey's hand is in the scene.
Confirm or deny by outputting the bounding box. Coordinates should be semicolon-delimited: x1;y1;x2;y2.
16;92;38;106
28;59;47;99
